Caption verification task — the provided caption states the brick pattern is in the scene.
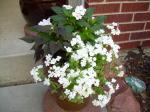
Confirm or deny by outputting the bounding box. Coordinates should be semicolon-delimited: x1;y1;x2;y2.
86;0;150;50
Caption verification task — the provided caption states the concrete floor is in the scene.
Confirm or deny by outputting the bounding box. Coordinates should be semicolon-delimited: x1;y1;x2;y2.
0;83;48;112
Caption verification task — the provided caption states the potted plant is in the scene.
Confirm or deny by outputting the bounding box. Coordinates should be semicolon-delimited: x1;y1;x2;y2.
22;5;125;111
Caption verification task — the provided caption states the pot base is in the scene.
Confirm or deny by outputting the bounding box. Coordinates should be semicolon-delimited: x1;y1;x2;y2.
43;89;105;112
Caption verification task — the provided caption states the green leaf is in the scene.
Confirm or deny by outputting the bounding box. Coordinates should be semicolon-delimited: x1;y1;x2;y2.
56;26;73;40
51;6;63;14
38;32;56;42
78;20;90;28
94;87;104;94
51;15;66;24
20;37;35;43
96;16;106;24
84;8;94;19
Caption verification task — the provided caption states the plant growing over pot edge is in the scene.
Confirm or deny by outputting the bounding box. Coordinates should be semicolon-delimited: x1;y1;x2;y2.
21;5;125;110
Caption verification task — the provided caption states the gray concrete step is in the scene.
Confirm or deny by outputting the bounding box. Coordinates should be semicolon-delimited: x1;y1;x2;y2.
0;83;48;112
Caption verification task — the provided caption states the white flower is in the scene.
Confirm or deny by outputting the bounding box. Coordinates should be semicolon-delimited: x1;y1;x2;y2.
111;28;120;35
64;89;71;95
63;5;73;10
38;17;51;26
107;25;114;30
92;99;100;106
117;71;124;77
30;65;43;83
72;12;82;20
80;59;87;67
58;77;70;88
68;91;76;100
112;22;118;26
75;5;86;16
115;84;119;90
65;46;72;52
72;5;86;20
43;78;50;86
111;78;116;83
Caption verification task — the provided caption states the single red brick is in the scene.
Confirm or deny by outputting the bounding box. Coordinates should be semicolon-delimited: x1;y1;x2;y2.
118;41;141;50
122;3;149;12
105;14;133;23
90;4;120;14
131;31;150;40
119;23;145;32
87;0;104;2
134;12;150;21
113;33;130;42
146;22;150;29
142;40;150;47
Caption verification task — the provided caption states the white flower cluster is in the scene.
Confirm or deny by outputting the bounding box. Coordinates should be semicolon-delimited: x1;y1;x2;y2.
106;22;120;35
72;5;86;20
30;20;123;108
38;17;52;26
30;65;43;82
69;34;120;63
92;79;119;107
44;54;61;66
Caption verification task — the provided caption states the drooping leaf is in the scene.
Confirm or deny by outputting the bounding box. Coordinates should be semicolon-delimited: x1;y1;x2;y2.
38;32;56;42
30;25;50;32
20;36;35;43
56;26;73;40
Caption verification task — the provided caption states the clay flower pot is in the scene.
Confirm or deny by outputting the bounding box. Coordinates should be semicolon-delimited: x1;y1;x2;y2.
53;93;89;111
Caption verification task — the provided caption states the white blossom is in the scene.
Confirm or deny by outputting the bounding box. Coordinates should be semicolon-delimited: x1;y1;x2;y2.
72;5;86;20
117;71;124;77
63;5;73;10
43;78;50;86
30;65;43;82
38;17;51;26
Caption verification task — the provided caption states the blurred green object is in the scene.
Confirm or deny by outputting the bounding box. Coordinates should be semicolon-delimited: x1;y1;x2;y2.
125;76;146;93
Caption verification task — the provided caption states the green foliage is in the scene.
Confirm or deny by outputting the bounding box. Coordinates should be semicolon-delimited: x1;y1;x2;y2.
69;59;79;70
50;81;61;93
94;86;104;95
84;8;94;19
51;6;63;15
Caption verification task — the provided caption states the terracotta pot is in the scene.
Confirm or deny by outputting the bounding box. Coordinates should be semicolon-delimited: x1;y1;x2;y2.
19;0;68;25
44;90;90;112
52;92;89;111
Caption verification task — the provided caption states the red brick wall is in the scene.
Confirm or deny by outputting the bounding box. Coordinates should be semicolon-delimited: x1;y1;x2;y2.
86;0;150;50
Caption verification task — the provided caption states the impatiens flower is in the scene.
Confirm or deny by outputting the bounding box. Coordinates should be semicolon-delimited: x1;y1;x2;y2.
63;5;73;10
38;17;51;26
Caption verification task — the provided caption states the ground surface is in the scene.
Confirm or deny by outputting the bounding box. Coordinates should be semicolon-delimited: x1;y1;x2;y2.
0;83;47;112
0;83;107;112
